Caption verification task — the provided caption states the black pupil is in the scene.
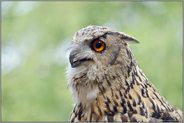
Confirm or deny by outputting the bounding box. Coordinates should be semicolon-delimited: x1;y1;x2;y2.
96;42;102;48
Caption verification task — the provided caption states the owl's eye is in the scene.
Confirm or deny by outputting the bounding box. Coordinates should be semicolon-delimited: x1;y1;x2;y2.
91;39;106;52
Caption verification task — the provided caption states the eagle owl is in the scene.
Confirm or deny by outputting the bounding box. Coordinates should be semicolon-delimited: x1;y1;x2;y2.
67;25;183;122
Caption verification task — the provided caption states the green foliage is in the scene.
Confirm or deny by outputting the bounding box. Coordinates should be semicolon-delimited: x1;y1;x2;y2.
2;1;182;121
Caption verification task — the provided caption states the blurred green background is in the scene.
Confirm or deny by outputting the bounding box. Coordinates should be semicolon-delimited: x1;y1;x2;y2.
2;1;182;121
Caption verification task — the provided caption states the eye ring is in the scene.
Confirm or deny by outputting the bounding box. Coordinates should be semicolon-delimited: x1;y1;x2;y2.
91;39;106;53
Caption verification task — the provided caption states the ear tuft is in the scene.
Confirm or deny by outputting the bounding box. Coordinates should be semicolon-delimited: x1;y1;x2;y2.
120;34;140;43
109;31;140;44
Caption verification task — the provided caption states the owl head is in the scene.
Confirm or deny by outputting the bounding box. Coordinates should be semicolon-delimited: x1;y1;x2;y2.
67;25;139;103
69;25;138;72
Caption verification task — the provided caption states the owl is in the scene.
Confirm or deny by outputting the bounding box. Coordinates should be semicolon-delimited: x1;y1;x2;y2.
66;25;183;122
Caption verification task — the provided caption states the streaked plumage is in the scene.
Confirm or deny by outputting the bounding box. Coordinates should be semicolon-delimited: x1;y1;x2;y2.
67;25;183;122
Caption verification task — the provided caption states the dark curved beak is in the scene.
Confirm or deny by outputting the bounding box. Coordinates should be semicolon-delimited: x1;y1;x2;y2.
69;50;80;68
69;50;93;68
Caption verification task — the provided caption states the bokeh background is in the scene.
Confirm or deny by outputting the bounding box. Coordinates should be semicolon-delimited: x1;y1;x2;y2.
2;1;182;121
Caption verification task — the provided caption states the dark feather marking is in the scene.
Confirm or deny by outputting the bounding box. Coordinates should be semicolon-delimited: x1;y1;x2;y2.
140;107;145;116
127;101;134;111
105;102;114;115
136;80;140;85
128;112;133;117
120;102;127;113
119;90;123;97
149;98;156;110
126;48;132;59
124;94;128;98
138;75;142;82
106;97;111;103
136;92;142;105
121;97;126;104
113;100;119;106
151;103;161;119
105;76;111;86
97;84;105;98
71;117;75;122
133;109;138;114
110;88;114;96
129;94;132;99
156;105;160;113
97;105;102;116
127;59;135;77
152;111;161;119
162;112;175;122
105;101;110;111
131;117;137;122
133;69;138;76
133;100;136;107
115;93;119;99
113;105;118;112
109;47;120;65
153;92;169;111
124;80;130;94
121;115;128;122
89;110;92;122
107;115;114;122
78;105;83;120
71;115;76;121
141;88;146;98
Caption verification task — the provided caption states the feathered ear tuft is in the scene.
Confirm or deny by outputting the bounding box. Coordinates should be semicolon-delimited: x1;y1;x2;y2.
109;31;140;44
120;33;139;44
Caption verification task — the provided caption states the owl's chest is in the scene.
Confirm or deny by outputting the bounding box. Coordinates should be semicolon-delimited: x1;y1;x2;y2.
70;88;147;122
70;84;174;122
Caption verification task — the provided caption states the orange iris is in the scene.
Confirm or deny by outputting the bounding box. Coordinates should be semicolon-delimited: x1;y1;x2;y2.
91;39;106;52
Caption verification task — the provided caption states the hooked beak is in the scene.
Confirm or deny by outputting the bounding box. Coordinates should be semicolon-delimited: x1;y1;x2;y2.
69;50;92;68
